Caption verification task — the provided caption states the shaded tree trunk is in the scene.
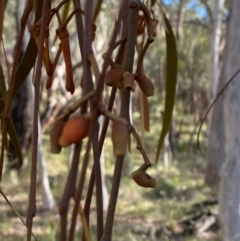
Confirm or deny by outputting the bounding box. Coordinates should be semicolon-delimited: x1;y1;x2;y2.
218;1;240;239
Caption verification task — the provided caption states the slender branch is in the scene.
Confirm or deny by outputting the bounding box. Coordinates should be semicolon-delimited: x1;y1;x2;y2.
26;0;49;240
58;0;86;239
136;39;154;74
101;1;140;240
197;68;240;156
0;188;38;241
130;127;152;166
68;1;102;240
68;135;92;241
85;2;104;240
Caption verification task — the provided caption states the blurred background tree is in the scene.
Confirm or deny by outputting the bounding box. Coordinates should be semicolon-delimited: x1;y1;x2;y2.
0;0;239;240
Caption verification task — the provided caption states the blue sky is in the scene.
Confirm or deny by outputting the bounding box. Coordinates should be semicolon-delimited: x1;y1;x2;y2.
162;0;208;18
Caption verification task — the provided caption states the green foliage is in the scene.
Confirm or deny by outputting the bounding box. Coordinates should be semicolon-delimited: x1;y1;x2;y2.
156;13;178;162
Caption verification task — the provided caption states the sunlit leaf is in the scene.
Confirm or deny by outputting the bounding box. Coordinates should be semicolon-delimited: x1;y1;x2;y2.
156;13;178;162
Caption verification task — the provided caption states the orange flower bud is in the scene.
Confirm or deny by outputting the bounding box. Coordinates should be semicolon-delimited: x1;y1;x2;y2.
136;73;154;97
58;115;90;147
111;119;128;156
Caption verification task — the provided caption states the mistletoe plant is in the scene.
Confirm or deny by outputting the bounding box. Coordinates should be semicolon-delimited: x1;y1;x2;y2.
0;0;177;240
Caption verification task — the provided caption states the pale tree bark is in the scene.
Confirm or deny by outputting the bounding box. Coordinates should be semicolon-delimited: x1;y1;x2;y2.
219;1;240;240
175;0;186;41
210;0;225;102
205;0;225;187
37;117;55;210
99;115;109;212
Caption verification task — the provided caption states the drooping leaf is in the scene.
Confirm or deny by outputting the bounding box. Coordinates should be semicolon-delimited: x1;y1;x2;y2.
7;118;23;167
151;0;157;7
156;13;178;162
12;0;44;98
0;64;6;96
0;64;6;113
93;0;104;22
61;0;71;23
0;65;23;167
12;36;37;97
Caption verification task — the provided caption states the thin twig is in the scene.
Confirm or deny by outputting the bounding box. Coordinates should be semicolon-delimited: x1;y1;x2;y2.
26;0;49;240
197;68;240;156
130;126;152;166
101;1;140;240
0;188;38;241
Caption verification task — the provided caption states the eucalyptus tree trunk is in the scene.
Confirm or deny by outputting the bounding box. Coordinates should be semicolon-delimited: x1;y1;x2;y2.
205;0;225;187
209;0;225;102
37;117;55;210
218;1;240;239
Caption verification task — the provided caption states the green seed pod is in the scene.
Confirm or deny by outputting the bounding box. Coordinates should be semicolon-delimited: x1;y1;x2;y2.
136;73;154;97
123;72;135;91
111;119;128;156
50;119;66;154
131;166;156;188
110;66;123;89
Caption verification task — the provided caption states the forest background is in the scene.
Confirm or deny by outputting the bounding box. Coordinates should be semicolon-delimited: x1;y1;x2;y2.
0;0;235;240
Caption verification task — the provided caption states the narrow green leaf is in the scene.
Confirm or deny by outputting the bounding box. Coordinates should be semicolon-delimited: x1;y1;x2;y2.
140;91;150;132
12;0;44;98
7;118;23;167
93;0;104;22
0;64;6;97
0;66;23;166
0;64;5;113
156;13;178;162
62;0;71;23
151;0;157;7
53;1;70;44
12;36;37;97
